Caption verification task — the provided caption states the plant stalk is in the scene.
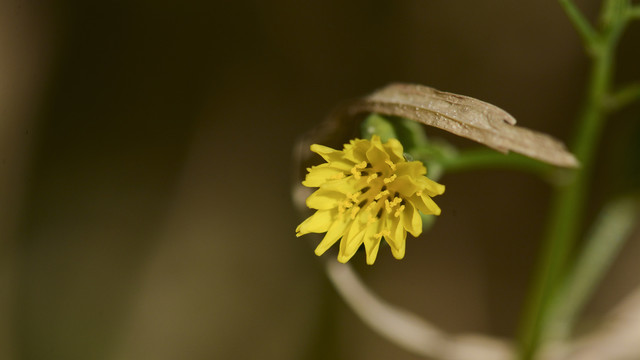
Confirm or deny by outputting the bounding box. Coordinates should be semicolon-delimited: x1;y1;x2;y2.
517;23;616;360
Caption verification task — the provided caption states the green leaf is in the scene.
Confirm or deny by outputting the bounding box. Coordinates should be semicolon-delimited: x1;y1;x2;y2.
360;113;397;142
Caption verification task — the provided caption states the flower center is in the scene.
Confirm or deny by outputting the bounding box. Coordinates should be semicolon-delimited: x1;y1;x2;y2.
339;159;403;222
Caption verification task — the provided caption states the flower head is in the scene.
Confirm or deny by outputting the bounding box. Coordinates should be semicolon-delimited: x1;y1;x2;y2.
296;135;444;264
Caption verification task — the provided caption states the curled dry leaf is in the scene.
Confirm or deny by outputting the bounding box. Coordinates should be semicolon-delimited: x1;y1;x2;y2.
335;83;579;168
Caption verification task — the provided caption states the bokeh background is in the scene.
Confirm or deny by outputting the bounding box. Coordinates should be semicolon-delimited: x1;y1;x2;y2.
2;0;639;359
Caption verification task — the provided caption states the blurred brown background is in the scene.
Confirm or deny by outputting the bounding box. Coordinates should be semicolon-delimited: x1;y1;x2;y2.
1;0;639;359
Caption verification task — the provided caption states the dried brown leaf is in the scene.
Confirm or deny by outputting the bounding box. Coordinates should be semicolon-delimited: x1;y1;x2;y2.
337;83;579;168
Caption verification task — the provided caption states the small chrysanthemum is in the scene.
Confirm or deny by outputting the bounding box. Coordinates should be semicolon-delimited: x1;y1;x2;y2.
296;135;445;264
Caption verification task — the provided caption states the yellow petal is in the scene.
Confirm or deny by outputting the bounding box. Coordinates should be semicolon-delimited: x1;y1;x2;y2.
364;239;381;265
344;219;364;252
296;210;333;236
314;215;350;256
390;240;406;259
302;165;346;187
383;138;405;163
306;189;343;210
422;177;445;196
410;193;442;215
402;202;422;237
363;221;382;265
310;144;342;162
391;175;421;197
309;145;354;172
385;216;406;259
395;162;426;178
370;134;383;148
343;139;370;163
320;177;358;194
365;141;389;167
338;221;366;263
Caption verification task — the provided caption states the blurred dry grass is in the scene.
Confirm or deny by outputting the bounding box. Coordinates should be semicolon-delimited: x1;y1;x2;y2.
1;1;639;359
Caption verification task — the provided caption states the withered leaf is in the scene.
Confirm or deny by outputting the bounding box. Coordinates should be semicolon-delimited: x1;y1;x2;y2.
338;83;578;168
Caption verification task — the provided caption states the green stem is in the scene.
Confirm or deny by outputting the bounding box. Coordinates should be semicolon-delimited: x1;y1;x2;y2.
549;197;639;339
517;6;618;359
558;0;599;53
436;149;555;179
605;82;640;111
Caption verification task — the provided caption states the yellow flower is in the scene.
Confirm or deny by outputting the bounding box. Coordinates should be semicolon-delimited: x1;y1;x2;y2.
296;135;445;264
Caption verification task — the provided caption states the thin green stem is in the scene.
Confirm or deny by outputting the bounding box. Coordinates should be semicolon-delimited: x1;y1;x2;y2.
600;0;629;48
605;82;640;111
549;197;639;339
518;68;601;360
434;149;555;179
558;0;599;53
601;0;628;27
517;0;625;357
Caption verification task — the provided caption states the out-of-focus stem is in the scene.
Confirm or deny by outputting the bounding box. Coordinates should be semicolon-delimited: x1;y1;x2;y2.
548;197;639;340
605;82;640;111
518;0;636;357
558;0;599;52
518;46;612;360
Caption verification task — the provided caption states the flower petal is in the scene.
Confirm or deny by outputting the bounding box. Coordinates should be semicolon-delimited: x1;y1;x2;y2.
391;175;422;197
385;216;407;260
296;210;333;236
314;215;350;255
395;162;426;178
365;140;390;166
402;202;422;237
320;177;358;195
363;221;382;264
302;164;346;187
410;193;442;215
338;220;366;263
343;139;370;163
310;144;342;162
306;189;343;210
421;177;445;196
383;138;405;163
